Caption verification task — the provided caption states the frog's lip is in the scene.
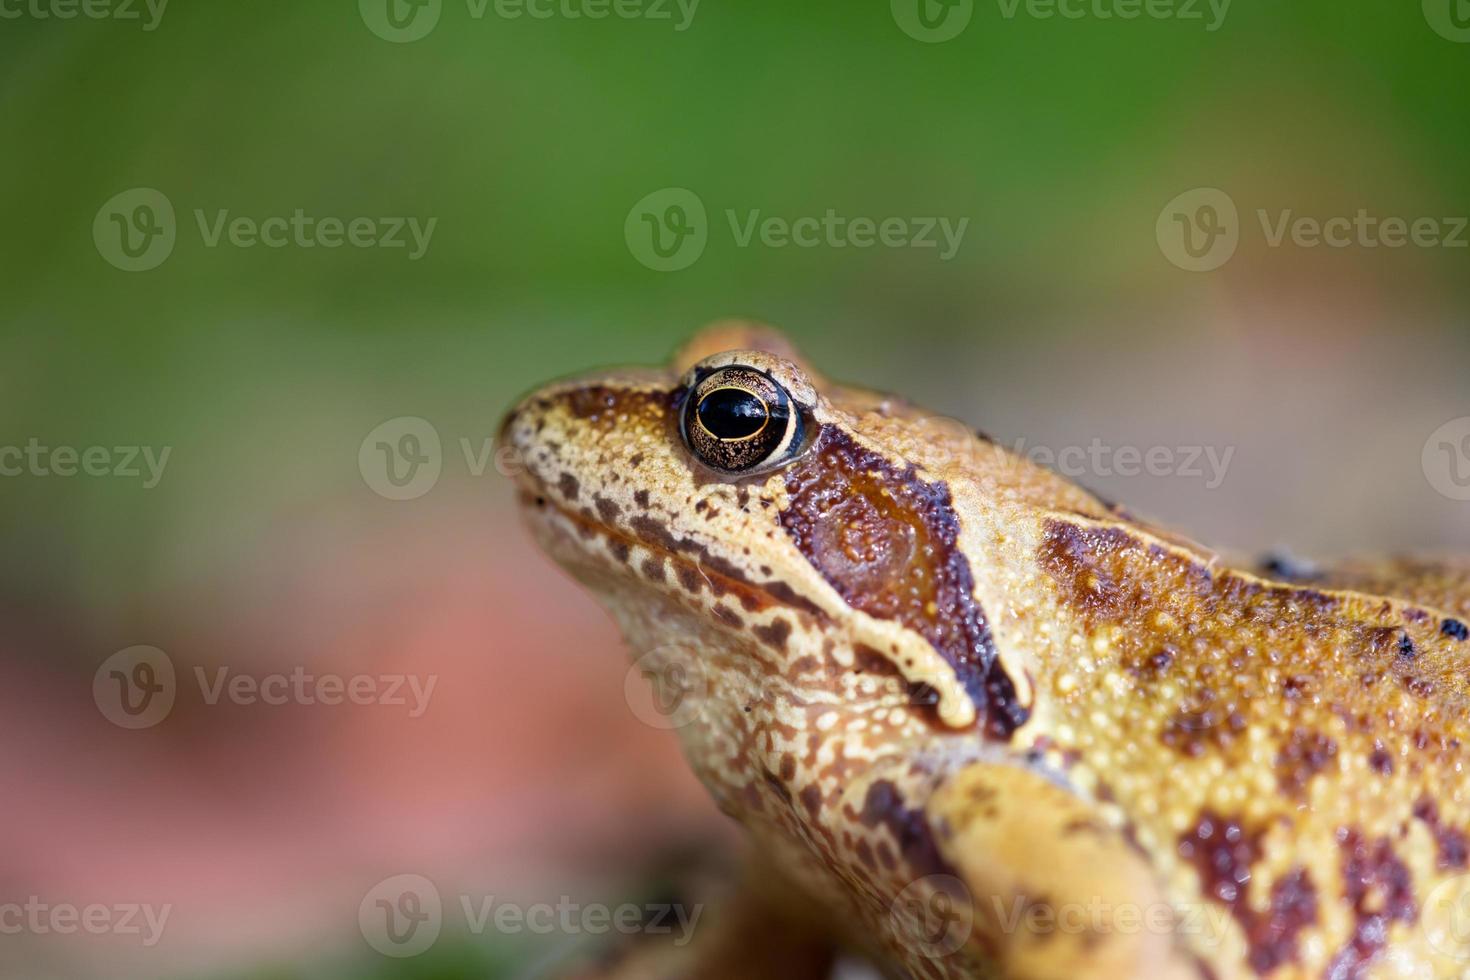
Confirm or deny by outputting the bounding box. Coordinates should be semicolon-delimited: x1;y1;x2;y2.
512;476;830;622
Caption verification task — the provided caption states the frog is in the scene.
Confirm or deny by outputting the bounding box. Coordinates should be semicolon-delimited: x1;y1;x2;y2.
499;321;1470;979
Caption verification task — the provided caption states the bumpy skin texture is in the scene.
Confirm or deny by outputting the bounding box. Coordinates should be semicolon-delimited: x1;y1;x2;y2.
501;323;1470;979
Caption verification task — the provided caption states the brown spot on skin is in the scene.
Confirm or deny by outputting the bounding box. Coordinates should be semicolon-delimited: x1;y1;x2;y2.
1178;813;1317;972
762;769;793;807
560;386;672;431
1160;694;1246;758
856;780;951;879
761;580;826;618
1038;521;1140;622
1276;728;1338;795
1368;743;1394;775
676;564;704;595
1248;869;1318;974
1329;829;1416;978
628;453;644;469
633;489;650;508
752;618;792;651
628;514;826;618
800;784;823;821
608;539;630;562
854;837;876;870
854;644;901;677
779;754;796;781
556;472;580;501
641;557;664;582
1146;646;1176;675
1412;798;1469;869
594;495;621;524
1178;813;1259;909
713;605;743;628
781;427;1026;739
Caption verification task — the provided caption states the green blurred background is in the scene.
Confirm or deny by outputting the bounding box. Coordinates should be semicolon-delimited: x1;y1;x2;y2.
1;1;1467;977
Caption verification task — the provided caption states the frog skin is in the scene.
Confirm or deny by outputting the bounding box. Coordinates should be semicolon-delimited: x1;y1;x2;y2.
500;322;1470;980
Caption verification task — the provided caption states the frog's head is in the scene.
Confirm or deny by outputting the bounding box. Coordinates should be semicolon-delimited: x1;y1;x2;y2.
499;322;1104;816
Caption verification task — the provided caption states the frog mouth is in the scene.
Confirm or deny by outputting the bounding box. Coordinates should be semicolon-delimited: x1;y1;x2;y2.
514;484;828;622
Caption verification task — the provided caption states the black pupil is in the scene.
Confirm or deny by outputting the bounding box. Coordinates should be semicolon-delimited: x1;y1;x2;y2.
697;388;768;440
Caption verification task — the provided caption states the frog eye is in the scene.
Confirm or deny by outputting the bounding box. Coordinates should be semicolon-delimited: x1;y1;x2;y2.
679;366;806;473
